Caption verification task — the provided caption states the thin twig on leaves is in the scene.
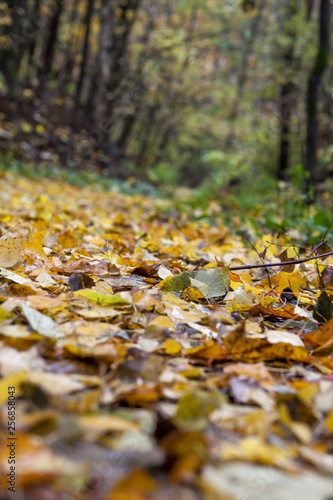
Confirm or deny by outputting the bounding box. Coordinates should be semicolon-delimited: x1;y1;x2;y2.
228;250;333;271
240;231;272;286
307;239;328;258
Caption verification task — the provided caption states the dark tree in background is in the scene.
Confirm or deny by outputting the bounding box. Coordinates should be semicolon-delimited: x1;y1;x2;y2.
37;0;63;99
95;0;141;125
277;0;299;181
74;0;95;111
305;0;330;200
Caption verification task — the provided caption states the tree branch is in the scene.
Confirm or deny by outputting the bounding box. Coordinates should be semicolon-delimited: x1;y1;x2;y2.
229;251;333;271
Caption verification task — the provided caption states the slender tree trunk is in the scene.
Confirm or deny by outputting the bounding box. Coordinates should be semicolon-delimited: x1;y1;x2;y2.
95;0;141;124
55;0;80;98
74;0;94;111
37;0;63;99
94;0;115;123
135;103;160;170
278;82;295;179
226;0;266;147
26;0;42;65
306;0;315;20
305;0;330;201
86;59;99;115
115;4;157;150
116;113;138;149
277;0;298;180
133;1;197;171
106;0;141;116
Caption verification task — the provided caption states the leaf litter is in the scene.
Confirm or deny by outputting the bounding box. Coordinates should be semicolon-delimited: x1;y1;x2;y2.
0;175;333;499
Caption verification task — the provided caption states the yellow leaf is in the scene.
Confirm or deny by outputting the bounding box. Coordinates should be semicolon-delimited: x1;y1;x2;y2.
149;316;175;330
186;340;227;360
180;368;202;379
107;469;156;500
36;124;45;134
221;436;295;466
75;290;129;306
276;270;307;292
325;409;333;433
0;305;13;321
0;372;27;405
162;338;182;355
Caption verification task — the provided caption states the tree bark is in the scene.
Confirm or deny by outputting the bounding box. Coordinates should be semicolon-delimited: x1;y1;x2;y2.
277;0;298;180
26;0;42;65
115;3;158;150
226;0;266;147
94;0;115;123
278;82;295;179
37;0;63;99
55;0;80;99
305;0;330;201
74;0;95;111
95;0;141;124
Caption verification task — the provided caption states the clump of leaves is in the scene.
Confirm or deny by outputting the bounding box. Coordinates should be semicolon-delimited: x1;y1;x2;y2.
0;174;333;499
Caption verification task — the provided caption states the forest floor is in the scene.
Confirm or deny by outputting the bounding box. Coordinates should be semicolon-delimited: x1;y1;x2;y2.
0;172;333;500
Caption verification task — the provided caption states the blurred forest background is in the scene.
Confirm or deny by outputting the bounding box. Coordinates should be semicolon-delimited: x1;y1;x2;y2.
0;0;332;205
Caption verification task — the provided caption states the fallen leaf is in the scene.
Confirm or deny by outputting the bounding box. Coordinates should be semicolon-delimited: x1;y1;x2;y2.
19;302;63;338
0;236;23;268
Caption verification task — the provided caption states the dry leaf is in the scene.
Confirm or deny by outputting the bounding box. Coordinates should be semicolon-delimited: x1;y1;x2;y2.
0;236;23;268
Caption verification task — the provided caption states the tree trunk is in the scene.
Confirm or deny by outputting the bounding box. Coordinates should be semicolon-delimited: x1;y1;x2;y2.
95;0;141;124
278;83;295;179
226;0;266;147
37;0;63;100
26;0;42;65
277;0;298;180
74;0;95;111
107;0;141;115
55;0;80;99
115;4;157;150
305;0;330;201
94;0;115;122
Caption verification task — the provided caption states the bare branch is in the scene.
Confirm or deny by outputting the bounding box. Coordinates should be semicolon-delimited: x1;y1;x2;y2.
229;251;333;271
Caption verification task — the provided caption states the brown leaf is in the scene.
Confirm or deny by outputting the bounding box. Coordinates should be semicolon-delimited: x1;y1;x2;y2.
68;272;95;291
278;249;295;273
0;236;23;268
249;304;305;320
302;317;333;349
224;322;310;363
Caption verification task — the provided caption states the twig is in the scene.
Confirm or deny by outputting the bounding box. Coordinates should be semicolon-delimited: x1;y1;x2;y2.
321;217;333;242
240;231;273;286
307;239;328;258
229;251;333;271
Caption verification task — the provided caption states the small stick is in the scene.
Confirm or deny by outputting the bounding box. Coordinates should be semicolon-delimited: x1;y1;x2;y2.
307;240;328;258
240;231;273;287
229;251;333;271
